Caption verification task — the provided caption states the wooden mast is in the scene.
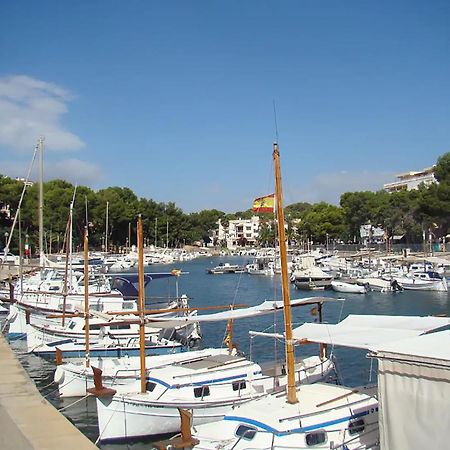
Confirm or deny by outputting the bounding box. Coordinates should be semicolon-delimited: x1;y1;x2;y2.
38;136;44;269
137;215;147;393
84;226;90;368
273;142;298;404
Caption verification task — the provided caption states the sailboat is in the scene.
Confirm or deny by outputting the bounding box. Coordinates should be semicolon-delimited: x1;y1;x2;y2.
55;296;334;397
186;143;381;450
88;215;335;442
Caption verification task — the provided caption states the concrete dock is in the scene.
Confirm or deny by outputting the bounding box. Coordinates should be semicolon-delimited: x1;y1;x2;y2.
0;334;97;450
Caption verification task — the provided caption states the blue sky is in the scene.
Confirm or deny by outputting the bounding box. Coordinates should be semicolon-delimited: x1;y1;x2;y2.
1;1;449;212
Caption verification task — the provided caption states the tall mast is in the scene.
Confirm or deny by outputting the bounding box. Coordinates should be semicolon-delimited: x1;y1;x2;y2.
84;226;90;368
38;136;44;268
137;215;146;393
105;201;109;253
273;142;298;404
68;186;77;292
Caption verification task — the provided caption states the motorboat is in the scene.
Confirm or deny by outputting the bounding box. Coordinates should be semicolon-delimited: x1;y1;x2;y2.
207;262;246;274
331;280;367;294
394;271;448;292
292;266;333;290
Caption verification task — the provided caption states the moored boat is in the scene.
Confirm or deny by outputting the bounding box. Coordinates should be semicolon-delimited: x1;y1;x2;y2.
331;280;367;294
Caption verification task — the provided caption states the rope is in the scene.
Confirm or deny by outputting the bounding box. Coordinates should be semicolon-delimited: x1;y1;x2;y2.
94;395;122;445
58;394;89;412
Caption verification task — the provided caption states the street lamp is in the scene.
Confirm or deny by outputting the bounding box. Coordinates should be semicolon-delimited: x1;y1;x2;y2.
4;231;9;252
25;234;29;260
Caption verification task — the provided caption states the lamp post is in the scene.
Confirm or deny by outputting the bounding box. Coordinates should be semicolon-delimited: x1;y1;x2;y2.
4;231;8;253
25;234;29;260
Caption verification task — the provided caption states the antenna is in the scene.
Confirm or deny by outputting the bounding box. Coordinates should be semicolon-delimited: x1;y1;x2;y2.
272;100;279;144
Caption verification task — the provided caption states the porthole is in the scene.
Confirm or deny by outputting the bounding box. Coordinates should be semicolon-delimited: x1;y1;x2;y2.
194;386;210;398
305;430;327;446
146;382;156;392
232;380;246;391
235;424;257;440
348;418;365;435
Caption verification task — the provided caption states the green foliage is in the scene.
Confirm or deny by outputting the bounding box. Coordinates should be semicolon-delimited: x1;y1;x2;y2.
285;202;312;219
297;202;346;243
1;151;449;251
434;152;450;184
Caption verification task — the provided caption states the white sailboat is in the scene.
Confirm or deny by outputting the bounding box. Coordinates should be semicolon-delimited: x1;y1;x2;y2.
88;215;335;442
182;143;381;450
55;297;334;397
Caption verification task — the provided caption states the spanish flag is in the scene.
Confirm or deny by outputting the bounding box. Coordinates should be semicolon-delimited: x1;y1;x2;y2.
252;194;275;213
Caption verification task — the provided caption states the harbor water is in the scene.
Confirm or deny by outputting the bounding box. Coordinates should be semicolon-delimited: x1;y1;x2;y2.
6;255;450;449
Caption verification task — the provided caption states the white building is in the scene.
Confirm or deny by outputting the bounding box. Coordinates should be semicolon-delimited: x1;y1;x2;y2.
360;224;385;245
217;216;260;249
383;166;436;193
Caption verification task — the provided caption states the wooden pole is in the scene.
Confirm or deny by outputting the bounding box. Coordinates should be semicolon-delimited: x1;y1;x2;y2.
273;143;297;404
84;227;90;368
138;215;146;393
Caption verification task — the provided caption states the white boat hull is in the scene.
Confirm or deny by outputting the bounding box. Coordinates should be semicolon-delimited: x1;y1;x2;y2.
395;277;448;292
331;281;367;294
95;356;334;441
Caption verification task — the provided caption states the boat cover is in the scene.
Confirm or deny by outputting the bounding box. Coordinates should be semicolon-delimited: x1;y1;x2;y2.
288;314;450;350
111;273;174;298
145;297;340;328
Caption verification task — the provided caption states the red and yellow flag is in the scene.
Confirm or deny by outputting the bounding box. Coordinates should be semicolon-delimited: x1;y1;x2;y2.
252;194;275;213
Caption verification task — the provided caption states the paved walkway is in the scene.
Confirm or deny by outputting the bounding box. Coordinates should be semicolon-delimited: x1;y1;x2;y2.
0;334;97;450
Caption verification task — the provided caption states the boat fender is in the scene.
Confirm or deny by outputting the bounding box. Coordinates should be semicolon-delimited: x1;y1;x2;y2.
54;366;65;384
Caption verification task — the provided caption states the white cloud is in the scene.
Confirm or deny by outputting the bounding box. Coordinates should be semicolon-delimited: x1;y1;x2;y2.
288;170;396;205
0;75;84;152
0;158;103;187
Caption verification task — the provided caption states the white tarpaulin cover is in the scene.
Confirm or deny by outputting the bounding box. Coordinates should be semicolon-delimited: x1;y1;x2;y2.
374;331;450;450
144;297;338;328
288;315;450;350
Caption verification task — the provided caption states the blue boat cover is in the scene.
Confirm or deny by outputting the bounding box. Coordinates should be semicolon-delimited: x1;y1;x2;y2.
111;273;175;298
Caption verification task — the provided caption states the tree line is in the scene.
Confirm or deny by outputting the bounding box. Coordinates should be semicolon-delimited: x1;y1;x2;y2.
0;152;449;253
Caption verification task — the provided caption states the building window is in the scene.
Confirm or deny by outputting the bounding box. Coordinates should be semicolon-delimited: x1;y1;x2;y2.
235;424;257;440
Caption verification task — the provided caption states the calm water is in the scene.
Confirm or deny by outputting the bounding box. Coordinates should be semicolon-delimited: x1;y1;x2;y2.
6;256;450;449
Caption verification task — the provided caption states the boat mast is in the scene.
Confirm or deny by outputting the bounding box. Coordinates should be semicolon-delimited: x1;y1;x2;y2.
273;142;298;404
105;201;109;253
137;215;147;393
38;136;44;268
84;226;90;368
68;186;77;292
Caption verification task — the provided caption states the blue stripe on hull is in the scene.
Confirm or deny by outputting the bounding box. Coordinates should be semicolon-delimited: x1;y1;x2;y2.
35;346;184;359
224;407;378;436
8;332;26;340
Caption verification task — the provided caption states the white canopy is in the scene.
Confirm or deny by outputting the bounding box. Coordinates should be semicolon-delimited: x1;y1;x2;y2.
254;314;450;350
373;331;450;450
144;297;341;328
